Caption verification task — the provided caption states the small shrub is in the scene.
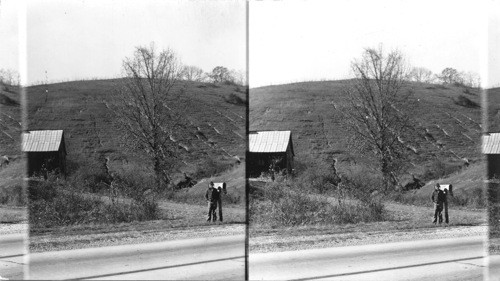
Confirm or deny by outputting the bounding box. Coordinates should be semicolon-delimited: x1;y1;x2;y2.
29;175;161;228
421;160;462;182
191;158;234;180
463;87;476;96
295;164;339;194
454;95;479;108
451;187;486;208
250;179;386;227
112;164;156;198
68;160;111;193
224;93;246;106
0;93;19;106
0;184;25;206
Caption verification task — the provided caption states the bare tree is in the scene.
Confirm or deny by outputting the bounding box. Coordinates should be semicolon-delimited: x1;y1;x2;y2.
341;46;415;193
409;67;435;83
461;71;481;88
230;69;247;86
0;68;20;90
112;43;186;191
180;65;204;82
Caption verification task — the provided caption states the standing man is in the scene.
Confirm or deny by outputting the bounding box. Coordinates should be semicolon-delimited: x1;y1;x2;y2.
205;182;218;222
217;183;227;222
443;184;453;224
431;183;445;224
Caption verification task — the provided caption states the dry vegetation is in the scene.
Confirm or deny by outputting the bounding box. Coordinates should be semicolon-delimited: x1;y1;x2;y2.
249;80;485;240
24;78;246;248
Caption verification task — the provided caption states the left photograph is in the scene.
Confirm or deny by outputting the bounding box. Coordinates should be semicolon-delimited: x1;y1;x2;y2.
22;0;246;279
0;1;27;280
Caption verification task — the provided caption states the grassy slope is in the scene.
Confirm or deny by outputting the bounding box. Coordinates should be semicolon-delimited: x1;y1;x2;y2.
173;162;245;207
26;79;246;179
486;87;500;132
250;80;481;182
0;87;24;209
415;162;483;196
0;87;21;156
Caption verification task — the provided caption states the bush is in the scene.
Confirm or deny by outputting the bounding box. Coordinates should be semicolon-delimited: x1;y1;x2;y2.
454;95;479;108
191;157;234;180
0;184;25;206
28;176;160;228
112;164;157;199
295;164;340;194
28;178;57;201
451;187;486;208
68;160;111;193
250;176;386;227
421;160;462;182
224;93;246;106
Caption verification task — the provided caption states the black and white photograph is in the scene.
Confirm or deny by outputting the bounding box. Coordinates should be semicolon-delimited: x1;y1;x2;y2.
0;1;26;280
248;1;494;280
1;0;246;279
3;0;500;280
484;1;500;279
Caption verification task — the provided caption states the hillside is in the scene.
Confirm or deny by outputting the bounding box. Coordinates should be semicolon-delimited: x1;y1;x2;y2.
250;80;482;179
0;86;21;156
26;79;246;181
486;87;500;132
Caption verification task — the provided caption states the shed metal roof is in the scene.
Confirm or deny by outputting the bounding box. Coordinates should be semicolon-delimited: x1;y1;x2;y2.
249;130;292;153
483;133;500;154
22;130;64;152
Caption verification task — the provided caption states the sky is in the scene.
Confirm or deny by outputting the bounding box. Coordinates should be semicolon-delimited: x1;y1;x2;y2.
0;0;19;76
489;2;500;88
1;0;499;87
250;0;499;88
0;0;246;85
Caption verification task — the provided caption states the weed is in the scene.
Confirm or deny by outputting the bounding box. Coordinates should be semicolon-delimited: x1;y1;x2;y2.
0;184;25;206
250;165;386;227
28;175;161;228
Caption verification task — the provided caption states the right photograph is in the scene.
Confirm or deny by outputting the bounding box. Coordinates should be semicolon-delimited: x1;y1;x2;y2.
248;1;488;280
485;2;500;280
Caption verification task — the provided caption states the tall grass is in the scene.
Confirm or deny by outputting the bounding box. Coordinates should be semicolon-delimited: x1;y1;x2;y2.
0;160;26;206
250;163;386;227
29;170;160;229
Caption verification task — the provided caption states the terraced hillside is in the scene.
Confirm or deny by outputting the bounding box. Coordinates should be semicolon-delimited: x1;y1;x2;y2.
26;79;246;180
250;81;482;175
0;86;21;157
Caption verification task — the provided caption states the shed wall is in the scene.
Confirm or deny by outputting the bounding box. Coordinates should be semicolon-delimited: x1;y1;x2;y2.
487;154;500;180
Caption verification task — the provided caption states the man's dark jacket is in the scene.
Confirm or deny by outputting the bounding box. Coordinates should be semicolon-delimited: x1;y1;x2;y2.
205;188;219;203
431;189;445;204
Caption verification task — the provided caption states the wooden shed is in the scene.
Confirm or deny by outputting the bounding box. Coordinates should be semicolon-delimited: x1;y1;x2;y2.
248;130;294;178
483;133;500;180
22;130;67;177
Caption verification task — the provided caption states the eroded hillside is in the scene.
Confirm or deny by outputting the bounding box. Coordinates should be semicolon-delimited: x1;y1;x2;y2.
0;86;21;157
250;81;481;173
27;79;246;179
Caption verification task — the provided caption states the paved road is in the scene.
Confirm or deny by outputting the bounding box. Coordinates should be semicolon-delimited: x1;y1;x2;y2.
29;235;245;280
250;236;486;280
489;255;500;281
0;233;26;280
